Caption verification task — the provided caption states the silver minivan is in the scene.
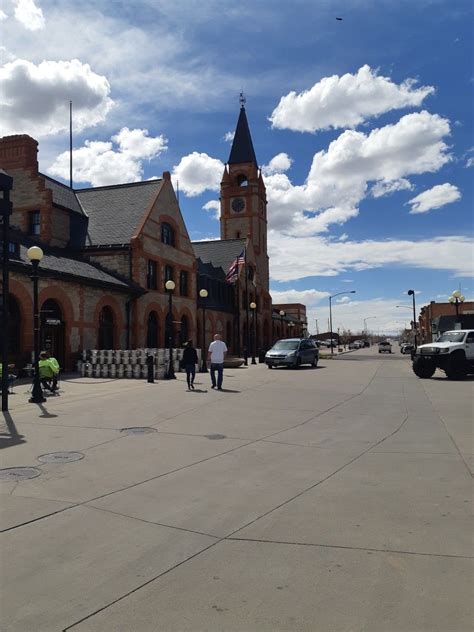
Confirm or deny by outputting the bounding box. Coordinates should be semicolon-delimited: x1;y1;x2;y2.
265;338;319;369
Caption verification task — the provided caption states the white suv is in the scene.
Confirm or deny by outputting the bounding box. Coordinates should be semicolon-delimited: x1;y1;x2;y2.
412;330;474;379
378;341;392;354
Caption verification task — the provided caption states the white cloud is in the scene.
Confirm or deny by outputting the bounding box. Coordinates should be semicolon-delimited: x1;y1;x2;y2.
172;152;224;196
262;152;293;176
0;58;113;137
223;131;234;142
336;296;352;304
13;0;44;31
408;183;461;214
268;232;473;281
0;9;8;21
202;200;220;220
270;288;330;304
264;111;452;235
338;234;349;241
371;178;413;198
466;157;474;168
269;65;434;133
47;127;167;186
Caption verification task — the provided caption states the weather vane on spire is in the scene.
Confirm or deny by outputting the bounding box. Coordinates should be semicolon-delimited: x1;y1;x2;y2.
239;90;246;109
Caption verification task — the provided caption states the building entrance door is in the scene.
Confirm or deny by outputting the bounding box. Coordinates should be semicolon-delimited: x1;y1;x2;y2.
40;299;65;366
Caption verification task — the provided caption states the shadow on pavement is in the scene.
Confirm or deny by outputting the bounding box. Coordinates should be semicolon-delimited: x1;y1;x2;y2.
0;411;26;449
36;403;59;419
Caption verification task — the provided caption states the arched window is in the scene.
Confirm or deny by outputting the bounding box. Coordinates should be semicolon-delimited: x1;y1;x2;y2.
237;174;248;187
98;306;114;349
180;315;189;345
146;311;159;348
161;222;175;246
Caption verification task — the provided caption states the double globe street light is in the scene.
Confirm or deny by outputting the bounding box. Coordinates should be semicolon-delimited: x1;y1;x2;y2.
449;290;465;326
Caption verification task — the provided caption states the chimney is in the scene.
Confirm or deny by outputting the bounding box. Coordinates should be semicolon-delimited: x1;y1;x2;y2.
0;135;39;173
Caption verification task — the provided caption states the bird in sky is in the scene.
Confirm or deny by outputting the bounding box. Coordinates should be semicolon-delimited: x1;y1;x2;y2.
336;17;343;20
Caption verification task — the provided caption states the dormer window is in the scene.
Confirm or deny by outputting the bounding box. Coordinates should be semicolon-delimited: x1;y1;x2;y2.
161;222;175;246
29;210;40;236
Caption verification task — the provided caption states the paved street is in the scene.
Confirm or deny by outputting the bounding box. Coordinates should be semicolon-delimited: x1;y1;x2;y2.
1;349;473;631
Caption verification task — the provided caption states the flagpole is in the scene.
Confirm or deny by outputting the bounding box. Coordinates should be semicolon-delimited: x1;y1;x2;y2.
235;275;241;356
244;247;249;366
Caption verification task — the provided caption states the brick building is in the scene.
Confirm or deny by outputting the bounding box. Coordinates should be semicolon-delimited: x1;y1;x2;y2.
419;300;474;343
1;103;301;370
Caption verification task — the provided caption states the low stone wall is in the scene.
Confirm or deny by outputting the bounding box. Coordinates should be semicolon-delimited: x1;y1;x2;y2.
78;348;202;379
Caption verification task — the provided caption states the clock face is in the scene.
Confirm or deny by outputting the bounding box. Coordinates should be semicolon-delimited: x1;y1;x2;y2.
231;197;245;213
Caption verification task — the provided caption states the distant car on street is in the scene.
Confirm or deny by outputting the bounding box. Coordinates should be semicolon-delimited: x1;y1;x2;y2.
348;341;362;349
265;338;319;369
378;341;392;354
400;343;414;354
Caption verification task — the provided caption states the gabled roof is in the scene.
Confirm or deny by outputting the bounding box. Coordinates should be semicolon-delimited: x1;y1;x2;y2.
76;179;162;246
192;238;246;275
8;231;143;294
41;174;84;215
228;106;258;166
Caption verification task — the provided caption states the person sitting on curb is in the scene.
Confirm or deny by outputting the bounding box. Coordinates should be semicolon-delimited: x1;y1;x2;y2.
38;351;60;394
207;334;227;390
0;363;17;393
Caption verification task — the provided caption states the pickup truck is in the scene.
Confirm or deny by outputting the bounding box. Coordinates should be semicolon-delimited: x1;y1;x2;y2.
412;329;474;379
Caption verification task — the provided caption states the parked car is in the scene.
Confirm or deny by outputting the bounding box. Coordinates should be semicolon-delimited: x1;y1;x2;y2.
412;329;474;379
400;343;414;354
348;341;361;349
378;341;392;354
265;338;319;369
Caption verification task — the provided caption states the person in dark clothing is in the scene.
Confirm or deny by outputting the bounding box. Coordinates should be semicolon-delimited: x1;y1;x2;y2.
182;340;198;390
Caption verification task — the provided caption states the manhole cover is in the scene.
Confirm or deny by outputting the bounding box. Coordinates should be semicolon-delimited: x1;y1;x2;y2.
205;434;227;440
0;467;41;482
37;452;85;464
120;427;157;435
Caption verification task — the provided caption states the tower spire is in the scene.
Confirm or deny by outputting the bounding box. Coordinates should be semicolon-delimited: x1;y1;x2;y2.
228;97;257;166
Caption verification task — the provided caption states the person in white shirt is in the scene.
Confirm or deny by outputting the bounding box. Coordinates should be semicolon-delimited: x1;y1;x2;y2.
207;334;228;390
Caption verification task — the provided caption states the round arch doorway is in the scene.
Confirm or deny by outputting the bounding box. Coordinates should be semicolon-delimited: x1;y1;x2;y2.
40;299;65;366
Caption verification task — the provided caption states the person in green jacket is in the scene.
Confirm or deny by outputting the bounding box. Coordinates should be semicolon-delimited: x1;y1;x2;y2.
39;351;60;393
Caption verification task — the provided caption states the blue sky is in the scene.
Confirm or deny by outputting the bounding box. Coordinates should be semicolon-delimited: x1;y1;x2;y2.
1;0;473;335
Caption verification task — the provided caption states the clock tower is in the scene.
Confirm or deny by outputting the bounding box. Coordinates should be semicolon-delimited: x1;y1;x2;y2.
220;100;269;291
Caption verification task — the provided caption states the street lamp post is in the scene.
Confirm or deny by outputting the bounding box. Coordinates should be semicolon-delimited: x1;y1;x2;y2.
250;302;257;364
329;291;356;355
279;310;285;339
199;288;208;372
363;316;376;337
1;169;13;412
449;290;465;327
407;290;417;351
26;246;46;403
165;280;176;379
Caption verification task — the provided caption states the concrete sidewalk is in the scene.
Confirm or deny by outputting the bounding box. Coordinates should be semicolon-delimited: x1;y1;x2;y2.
1;350;472;631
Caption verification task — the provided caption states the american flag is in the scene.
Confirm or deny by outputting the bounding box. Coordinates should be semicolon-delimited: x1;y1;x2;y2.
225;249;245;283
